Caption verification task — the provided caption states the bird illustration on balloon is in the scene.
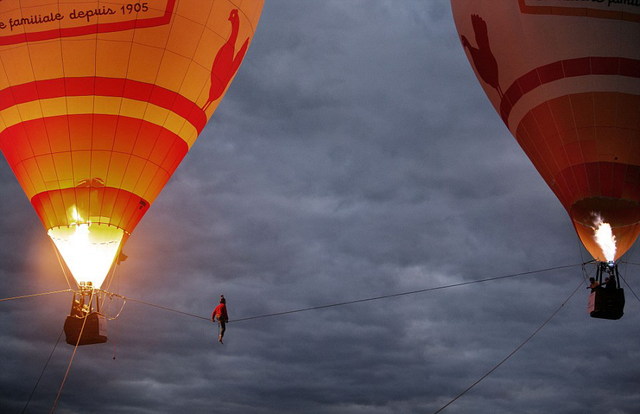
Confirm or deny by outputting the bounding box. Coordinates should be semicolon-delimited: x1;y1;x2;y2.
202;9;250;112
460;14;503;100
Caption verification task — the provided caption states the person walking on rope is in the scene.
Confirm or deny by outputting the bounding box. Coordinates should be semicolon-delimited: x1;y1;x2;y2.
212;295;229;344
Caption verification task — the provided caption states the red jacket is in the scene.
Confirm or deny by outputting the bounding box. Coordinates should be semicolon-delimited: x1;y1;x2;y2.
212;303;228;322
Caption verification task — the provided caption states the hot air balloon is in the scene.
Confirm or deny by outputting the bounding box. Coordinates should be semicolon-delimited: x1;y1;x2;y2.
451;1;638;319
0;0;264;344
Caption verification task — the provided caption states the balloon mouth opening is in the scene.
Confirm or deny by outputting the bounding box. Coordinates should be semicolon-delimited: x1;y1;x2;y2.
570;198;640;261
48;223;125;289
570;197;640;228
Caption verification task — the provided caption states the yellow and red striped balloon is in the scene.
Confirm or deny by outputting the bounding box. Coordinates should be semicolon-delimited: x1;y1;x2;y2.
0;0;263;286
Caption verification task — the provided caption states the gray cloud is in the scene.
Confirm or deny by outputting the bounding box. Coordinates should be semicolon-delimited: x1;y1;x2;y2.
2;1;640;414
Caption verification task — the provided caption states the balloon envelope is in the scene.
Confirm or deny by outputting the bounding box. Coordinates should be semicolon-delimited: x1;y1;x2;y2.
451;0;640;261
0;0;264;286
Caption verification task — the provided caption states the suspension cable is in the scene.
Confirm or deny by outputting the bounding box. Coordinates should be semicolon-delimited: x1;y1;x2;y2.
113;294;210;321
50;293;94;414
21;329;64;414
103;295;128;321
231;263;580;323
600;260;640;303
2;262;584;412
1;264;582;322
619;273;640;304
113;263;581;324
103;261;120;295
0;289;72;303
432;277;585;414
50;239;74;290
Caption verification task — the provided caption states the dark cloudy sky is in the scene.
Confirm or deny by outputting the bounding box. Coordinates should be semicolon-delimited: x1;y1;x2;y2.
2;1;640;413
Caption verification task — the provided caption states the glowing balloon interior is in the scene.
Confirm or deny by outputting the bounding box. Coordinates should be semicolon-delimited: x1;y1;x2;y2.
49;223;124;288
451;0;640;261
0;0;264;286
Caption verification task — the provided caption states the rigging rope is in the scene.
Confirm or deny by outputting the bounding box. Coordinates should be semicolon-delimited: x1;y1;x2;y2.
0;265;581;322
619;273;640;304
1;262;584;412
50;239;74;290
116;263;581;324
21;329;64;414
103;295;128;321
50;294;94;414
111;294;210;321
103;261;120;295
0;263;583;327
0;289;72;303
231;263;580;323
432;277;585;414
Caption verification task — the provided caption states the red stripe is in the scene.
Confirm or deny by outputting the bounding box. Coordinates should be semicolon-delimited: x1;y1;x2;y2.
0;0;176;46
31;187;151;234
0;113;189;169
500;57;640;127
0;77;207;134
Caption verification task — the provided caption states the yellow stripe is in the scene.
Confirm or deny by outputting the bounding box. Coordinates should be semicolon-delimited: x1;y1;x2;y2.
0;96;198;147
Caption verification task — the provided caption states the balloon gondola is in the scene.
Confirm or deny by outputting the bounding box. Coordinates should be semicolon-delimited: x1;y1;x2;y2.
64;283;108;346
588;262;625;320
0;0;264;344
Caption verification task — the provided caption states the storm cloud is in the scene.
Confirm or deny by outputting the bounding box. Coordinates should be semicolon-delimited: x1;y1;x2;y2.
1;2;639;414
